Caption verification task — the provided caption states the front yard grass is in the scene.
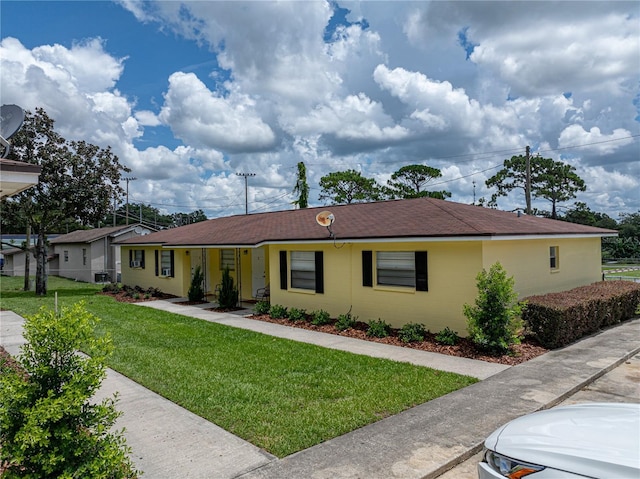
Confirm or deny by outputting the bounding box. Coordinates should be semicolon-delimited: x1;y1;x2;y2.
0;277;477;457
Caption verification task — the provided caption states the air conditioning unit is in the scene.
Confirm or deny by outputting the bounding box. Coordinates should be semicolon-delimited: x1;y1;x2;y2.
161;268;172;276
130;260;141;268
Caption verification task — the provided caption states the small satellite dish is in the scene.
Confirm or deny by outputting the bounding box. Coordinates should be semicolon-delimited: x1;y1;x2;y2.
316;211;335;227
0;104;25;158
315;211;335;238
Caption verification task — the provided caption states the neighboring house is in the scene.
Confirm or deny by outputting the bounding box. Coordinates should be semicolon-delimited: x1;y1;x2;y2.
118;198;616;334
0;157;41;199
48;225;155;283
1;247;27;277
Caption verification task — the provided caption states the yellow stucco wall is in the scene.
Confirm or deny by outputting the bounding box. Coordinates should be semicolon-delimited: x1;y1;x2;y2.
268;241;483;334
481;236;602;298
123;236;603;335
121;246;189;298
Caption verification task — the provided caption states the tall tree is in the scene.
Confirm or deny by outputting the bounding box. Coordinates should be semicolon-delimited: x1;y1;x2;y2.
4;108;128;295
292;161;309;209
318;169;384;205
486;155;586;219
387;164;451;200
534;157;586;219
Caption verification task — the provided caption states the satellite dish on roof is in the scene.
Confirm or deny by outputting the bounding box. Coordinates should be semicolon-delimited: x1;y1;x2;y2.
0;104;25;159
316;211;335;227
315;211;335;238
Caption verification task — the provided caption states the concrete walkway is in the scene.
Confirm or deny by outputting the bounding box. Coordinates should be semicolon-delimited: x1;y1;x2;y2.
2;302;639;479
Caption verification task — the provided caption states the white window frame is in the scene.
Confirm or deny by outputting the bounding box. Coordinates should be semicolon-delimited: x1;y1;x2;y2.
290;251;316;290
376;251;415;287
550;246;559;270
161;250;172;276
82;248;87;266
64;250;69;262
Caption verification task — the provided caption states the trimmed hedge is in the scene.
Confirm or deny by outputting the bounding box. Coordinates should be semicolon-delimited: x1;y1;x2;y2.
523;281;640;349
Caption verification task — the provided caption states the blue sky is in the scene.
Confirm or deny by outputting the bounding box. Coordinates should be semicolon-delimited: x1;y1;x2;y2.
1;1;638;219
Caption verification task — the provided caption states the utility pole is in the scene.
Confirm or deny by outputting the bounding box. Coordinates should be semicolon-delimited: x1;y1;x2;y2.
236;172;256;215
525;145;532;215
123;177;137;225
472;180;476;205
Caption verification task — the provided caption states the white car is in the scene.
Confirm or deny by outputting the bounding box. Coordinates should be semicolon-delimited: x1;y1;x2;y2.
478;403;640;478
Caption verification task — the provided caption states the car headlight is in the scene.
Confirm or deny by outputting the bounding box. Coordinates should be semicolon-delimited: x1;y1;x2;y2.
484;449;545;478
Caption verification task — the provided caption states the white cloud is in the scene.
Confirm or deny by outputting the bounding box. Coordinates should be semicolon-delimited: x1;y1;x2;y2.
558;125;634;154
158;72;276;153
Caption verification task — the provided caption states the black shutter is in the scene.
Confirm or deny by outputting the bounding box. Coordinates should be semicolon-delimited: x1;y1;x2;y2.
362;250;373;287
315;251;324;294
170;250;175;277
129;249;133;267
141;250;145;269
155;250;159;276
279;251;287;290
415;251;428;291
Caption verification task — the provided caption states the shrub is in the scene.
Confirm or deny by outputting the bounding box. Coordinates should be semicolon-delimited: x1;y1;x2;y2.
254;300;270;315
218;266;239;309
464;262;524;355
398;322;427;343
188;265;205;302
367;319;392;338
311;309;331;326
435;327;459;345
269;304;288;319
288;307;307;322
0;302;138;478
523;280;640;349
335;312;357;331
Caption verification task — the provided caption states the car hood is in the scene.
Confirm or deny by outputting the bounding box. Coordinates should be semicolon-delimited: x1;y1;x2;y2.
485;403;640;478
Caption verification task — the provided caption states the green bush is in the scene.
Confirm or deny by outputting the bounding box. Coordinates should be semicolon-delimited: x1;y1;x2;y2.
0;302;138;478
288;307;307;322
218;266;239;309
464;262;523;355
188;265;205;302
254;300;270;315
311;309;331;326
269;304;288;319
398;323;427;343
335;312;357;331
435;327;459;345
366;319;391;338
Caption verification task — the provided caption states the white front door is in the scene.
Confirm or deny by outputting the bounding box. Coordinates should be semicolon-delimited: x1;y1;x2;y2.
190;249;208;292
251;248;266;297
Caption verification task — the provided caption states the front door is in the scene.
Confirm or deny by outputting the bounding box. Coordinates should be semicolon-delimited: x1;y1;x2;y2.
190;249;208;293
251;248;266;297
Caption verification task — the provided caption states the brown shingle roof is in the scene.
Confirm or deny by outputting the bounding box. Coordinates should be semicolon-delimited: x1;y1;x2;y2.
50;225;144;244
117;198;617;248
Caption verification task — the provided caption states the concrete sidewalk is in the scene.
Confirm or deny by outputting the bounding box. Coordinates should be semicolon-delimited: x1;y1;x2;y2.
2;303;639;479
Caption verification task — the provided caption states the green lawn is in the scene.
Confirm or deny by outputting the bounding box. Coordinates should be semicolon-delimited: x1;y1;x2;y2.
0;276;476;457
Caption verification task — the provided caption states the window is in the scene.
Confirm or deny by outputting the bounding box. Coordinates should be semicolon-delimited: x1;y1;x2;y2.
220;249;235;270
550;246;559;269
82;248;87;266
291;251;316;290
155;250;174;277
129;249;145;268
377;251;415;287
281;251;324;293
64;251;69;262
363;250;428;291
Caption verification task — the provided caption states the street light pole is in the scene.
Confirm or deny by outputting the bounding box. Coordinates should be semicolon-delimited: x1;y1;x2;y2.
236;172;256;215
123;177;137;225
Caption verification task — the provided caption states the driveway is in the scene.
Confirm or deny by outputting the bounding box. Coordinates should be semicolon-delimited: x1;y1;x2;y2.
437;352;640;478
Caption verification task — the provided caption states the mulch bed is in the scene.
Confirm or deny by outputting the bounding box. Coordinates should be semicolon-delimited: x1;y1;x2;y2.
98;291;177;303
247;314;548;366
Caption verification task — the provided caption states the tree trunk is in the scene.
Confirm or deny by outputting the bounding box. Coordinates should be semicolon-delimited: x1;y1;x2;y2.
35;230;48;296
23;225;31;291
